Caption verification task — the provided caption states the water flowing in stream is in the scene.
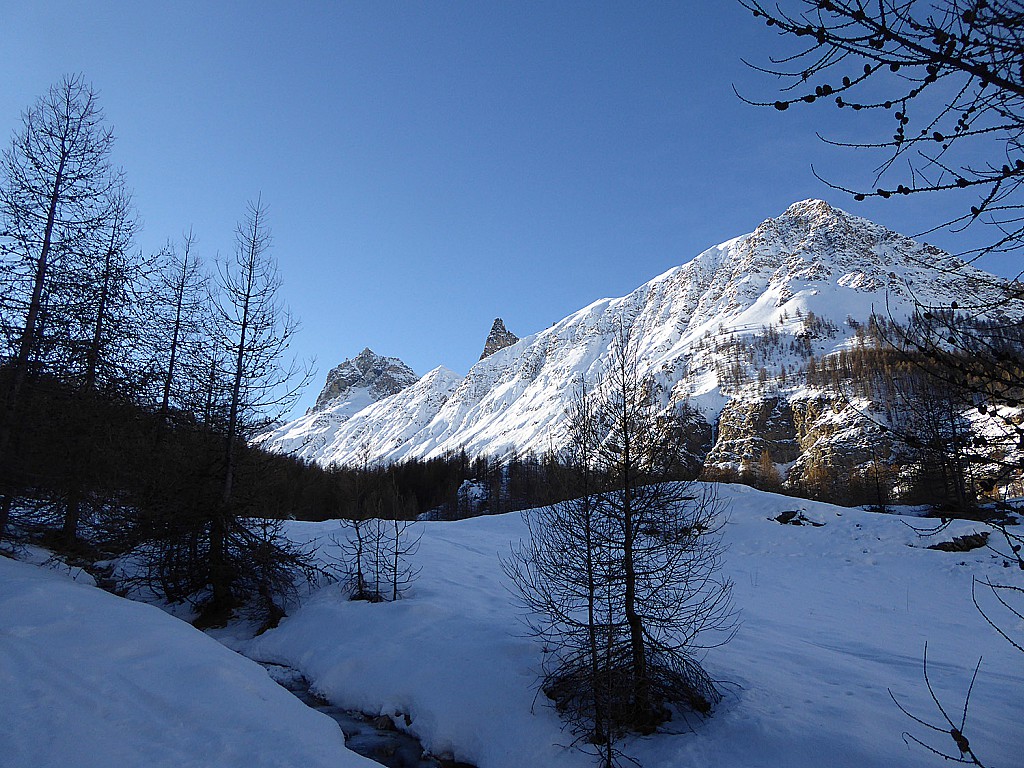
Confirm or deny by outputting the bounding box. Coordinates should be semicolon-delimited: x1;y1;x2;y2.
259;661;476;768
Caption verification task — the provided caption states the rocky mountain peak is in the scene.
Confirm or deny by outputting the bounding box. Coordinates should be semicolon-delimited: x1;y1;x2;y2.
781;198;837;221
706;197;974;309
747;198;872;253
312;348;418;411
479;318;519;360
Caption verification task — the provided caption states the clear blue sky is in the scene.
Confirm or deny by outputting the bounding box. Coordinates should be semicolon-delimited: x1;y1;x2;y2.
1;2;1011;415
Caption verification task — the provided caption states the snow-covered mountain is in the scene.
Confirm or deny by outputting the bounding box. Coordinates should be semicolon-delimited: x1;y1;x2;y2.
312;347;418;413
262;200;1005;478
264;348;420;460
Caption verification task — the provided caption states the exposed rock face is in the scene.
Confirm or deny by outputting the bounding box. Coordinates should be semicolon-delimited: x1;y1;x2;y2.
702;390;903;500
479;318;519;360
669;404;715;478
705;397;801;469
782;394;897;499
313;348;418;412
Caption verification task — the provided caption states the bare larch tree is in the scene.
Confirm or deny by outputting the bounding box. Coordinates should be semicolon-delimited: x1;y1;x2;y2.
0;74;126;540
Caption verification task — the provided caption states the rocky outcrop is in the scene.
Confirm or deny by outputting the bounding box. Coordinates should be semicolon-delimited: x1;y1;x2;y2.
705;396;801;470
312;348;418;412
783;394;896;499
700;389;901;500
702;391;904;501
670;404;715;478
479;318;519;360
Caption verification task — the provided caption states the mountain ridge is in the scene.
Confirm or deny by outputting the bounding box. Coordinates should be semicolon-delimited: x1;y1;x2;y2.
261;200;1006;483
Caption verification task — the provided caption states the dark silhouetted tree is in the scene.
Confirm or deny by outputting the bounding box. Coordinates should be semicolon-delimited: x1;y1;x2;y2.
0;75;128;540
149;228;209;424
196;197;312;623
740;0;1024;260
505;330;736;767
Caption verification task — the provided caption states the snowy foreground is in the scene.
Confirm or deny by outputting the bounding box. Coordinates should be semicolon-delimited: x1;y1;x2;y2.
0;551;378;768
3;484;1022;768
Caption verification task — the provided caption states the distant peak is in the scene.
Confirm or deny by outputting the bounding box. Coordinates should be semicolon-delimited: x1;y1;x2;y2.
781;199;836;219
313;348;418;411
479;318;519;360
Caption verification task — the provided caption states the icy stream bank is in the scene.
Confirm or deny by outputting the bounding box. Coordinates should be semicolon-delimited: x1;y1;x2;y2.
259;661;476;768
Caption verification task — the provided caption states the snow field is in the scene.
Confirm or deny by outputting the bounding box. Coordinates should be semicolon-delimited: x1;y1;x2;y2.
2;482;1020;768
0;555;378;768
245;484;1023;768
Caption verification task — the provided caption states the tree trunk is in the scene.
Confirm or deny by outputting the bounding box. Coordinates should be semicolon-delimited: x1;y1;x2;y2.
61;490;82;544
0;154;66;462
159;233;194;421
207;505;232;618
615;339;651;730
0;494;11;541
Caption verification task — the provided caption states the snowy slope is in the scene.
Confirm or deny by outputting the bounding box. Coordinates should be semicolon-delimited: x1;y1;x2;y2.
266;365;464;462
2;486;1021;768
0;555;376;768
241;486;1022;768
261;200;1006;466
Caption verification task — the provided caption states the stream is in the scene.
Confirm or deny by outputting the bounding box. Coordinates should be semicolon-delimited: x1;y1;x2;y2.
259;661;476;768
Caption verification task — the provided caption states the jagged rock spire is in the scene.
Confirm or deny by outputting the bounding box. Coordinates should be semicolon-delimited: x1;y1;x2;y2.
479;318;519;360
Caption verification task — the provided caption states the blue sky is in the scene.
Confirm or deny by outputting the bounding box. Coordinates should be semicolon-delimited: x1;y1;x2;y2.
1;2;1010;415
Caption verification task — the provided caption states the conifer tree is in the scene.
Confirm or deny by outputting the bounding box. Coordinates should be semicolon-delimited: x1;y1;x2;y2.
199;196;311;621
0;75;127;539
505;327;736;767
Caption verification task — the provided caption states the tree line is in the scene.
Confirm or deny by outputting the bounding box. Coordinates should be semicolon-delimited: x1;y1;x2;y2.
0;75;323;626
0;76;571;625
